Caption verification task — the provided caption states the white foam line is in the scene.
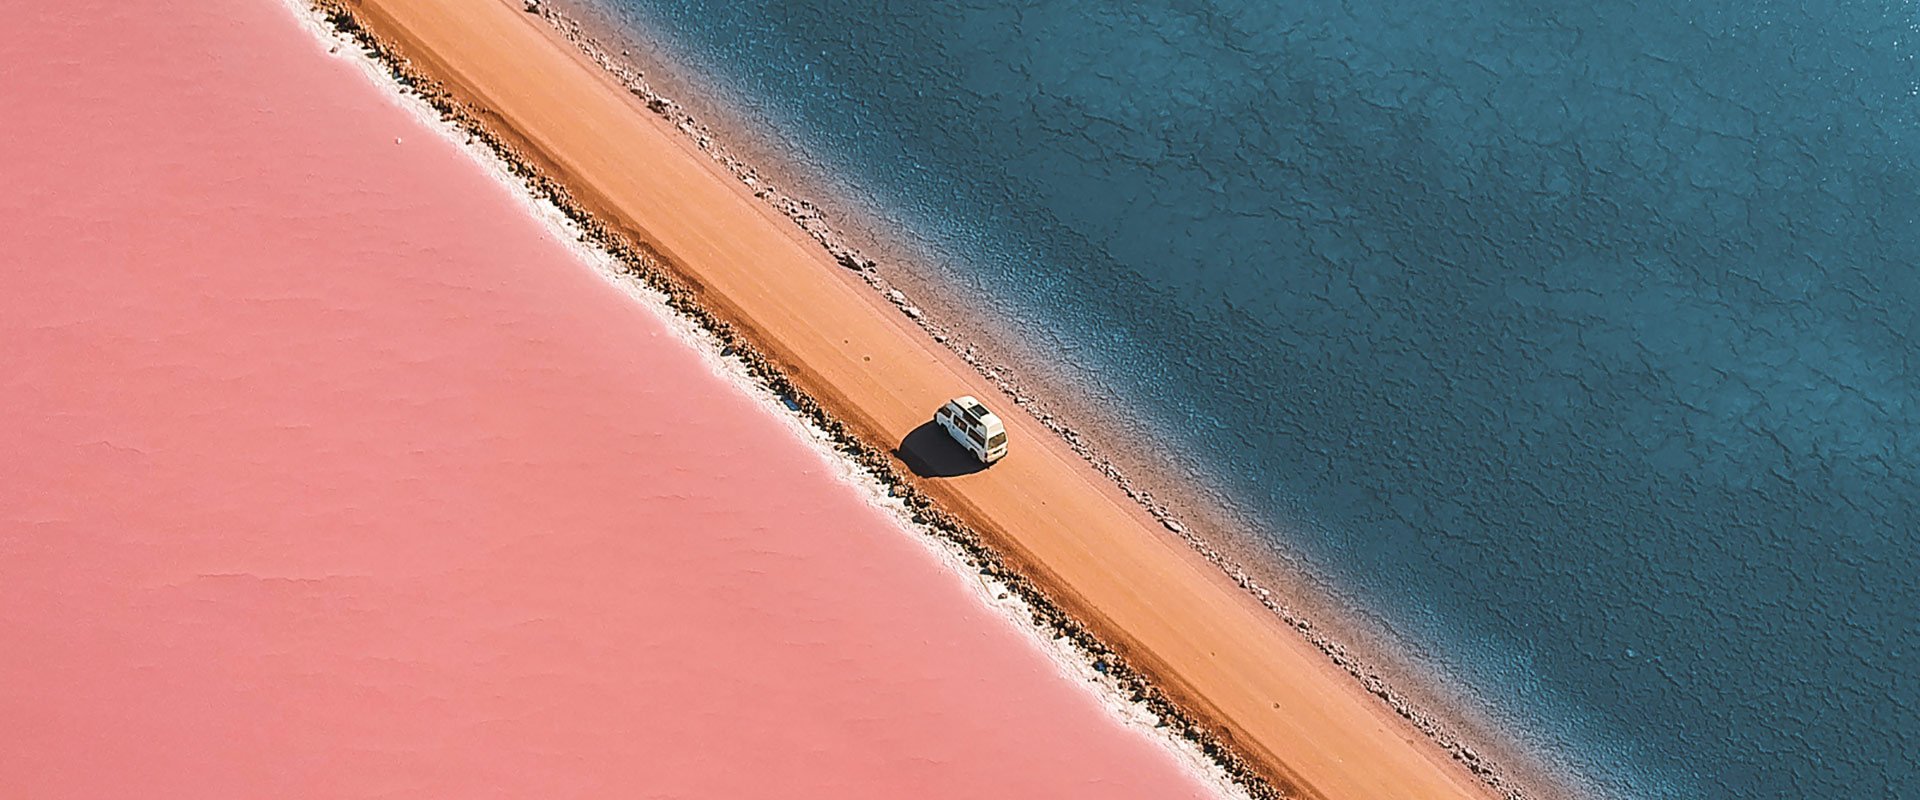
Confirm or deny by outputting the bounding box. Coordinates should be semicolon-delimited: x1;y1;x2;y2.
274;2;1249;796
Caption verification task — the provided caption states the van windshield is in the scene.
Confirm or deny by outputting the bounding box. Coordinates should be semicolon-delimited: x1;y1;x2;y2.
988;433;1006;448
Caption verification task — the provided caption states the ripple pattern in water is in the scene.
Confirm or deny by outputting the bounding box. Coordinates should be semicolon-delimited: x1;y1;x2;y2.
591;0;1920;796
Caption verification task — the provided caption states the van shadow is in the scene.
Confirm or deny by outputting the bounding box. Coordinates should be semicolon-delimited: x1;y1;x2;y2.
896;420;988;478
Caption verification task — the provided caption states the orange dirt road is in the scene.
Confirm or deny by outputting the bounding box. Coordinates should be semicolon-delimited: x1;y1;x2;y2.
339;1;1495;797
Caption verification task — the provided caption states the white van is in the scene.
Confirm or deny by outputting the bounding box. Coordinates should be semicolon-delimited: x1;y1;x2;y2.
935;395;1007;464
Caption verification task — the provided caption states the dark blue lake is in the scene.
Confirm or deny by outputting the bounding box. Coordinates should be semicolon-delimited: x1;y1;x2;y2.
588;0;1920;795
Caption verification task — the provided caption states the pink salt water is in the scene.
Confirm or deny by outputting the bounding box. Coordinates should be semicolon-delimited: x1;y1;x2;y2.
0;2;1215;796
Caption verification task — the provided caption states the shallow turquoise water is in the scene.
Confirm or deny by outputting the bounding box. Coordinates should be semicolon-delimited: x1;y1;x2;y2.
591;0;1920;795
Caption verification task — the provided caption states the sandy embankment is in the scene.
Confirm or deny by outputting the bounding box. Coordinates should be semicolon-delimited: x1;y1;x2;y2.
322;1;1502;798
0;0;1226;796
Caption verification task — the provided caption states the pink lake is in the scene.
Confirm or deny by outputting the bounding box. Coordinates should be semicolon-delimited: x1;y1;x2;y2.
0;1;1215;797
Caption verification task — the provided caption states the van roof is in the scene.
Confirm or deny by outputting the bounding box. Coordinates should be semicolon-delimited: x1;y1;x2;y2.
946;396;1004;434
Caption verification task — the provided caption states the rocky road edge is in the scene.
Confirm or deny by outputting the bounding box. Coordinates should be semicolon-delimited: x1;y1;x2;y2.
520;3;1535;797
310;2;1304;798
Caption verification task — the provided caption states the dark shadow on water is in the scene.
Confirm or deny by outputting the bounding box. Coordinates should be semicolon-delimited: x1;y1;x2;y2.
896;420;987;478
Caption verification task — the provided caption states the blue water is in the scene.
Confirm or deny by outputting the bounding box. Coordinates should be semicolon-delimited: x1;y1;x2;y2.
590;0;1920;796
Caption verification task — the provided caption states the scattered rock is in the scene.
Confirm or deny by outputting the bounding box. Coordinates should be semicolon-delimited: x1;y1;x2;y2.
313;3;1525;796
